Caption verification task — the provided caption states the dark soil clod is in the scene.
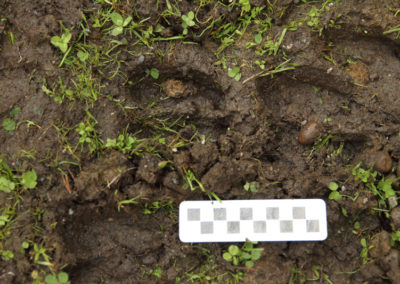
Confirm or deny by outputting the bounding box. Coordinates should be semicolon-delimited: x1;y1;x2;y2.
372;151;393;174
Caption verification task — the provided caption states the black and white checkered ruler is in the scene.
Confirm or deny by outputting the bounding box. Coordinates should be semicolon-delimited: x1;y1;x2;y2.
179;199;327;243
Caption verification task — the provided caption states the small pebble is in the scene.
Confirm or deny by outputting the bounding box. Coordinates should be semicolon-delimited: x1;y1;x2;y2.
388;196;398;209
391;207;400;230
138;55;145;63
372;151;392;173
298;120;323;145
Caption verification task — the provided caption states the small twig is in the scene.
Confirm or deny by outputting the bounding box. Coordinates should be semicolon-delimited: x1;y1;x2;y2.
61;174;72;194
106;167;135;188
242;70;267;84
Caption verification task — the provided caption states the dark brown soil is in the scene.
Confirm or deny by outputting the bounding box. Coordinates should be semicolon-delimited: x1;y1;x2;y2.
1;0;400;283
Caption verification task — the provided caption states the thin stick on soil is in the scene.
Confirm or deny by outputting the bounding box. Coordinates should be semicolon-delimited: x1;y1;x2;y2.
61;173;72;194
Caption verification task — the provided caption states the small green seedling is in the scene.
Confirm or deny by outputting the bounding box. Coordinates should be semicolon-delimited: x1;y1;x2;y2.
0;215;10;227
376;177;397;199
244;181;259;193
51;29;71;53
110;12;132;36
2;107;21;133
77;50;89;62
223;240;263;267
45;272;70;284
352;162;376;183
145;68;159;79
228;67;241;81
360;238;373;264
10;107;21;117
0;176;15;193
158;161;170;168
1;250;14;261
117;197;140;212
254;33;262;44
142;200;174;216
76;119;103;153
21;170;37;189
33;243;52;266
328;182;342;201
105;133;145;156
328;181;358;202
391;231;400;247
143;266;162;279
352;163;398;210
2;118;15;132
181;11;195;35
239;0;251;13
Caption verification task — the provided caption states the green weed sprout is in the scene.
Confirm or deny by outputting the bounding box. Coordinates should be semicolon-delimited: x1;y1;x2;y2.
0;156;37;193
145;68;159;79
110;12;132;36
328;182;341;200
351;162;398;209
391;231;400;247
2;118;16;132
181;11;195;35
360;238;373;264
1;250;14;261
223;241;263;267
239;0;251;13
328;181;359;202
228;67;241;81
0;175;15;193
105;133;145;156
45;272;70;284
76;119;103;153
244;181;259;193
2;107;21;133
143;266;162;279
51;29;71;53
21;170;37;189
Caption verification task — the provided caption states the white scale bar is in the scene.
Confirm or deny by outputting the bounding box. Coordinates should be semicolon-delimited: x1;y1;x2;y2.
179;199;327;243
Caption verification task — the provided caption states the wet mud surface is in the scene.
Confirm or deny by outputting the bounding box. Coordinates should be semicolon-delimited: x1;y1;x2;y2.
1;0;400;283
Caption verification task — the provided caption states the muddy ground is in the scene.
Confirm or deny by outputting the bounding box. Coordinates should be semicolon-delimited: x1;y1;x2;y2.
1;0;400;283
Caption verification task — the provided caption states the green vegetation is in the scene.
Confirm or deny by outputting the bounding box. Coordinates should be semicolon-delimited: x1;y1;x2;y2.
227;67;241;81
351;163;398;213
117;196;140;212
2;107;21;133
328;181;358;201
109;12;132;36
289;265;334;284
75;118;103;153
4;0;399;282
328;181;342;200
181;11;195;35
142;200;175;216
222;241;263;268
0;158;37;193
44;272;70;284
51;29;71;53
176;246;244;283
182;168;220;201
145;68;160;79
360;238;373;264
243;181;259;193
392;231;400;246
105;132;145;156
143;266;162;280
